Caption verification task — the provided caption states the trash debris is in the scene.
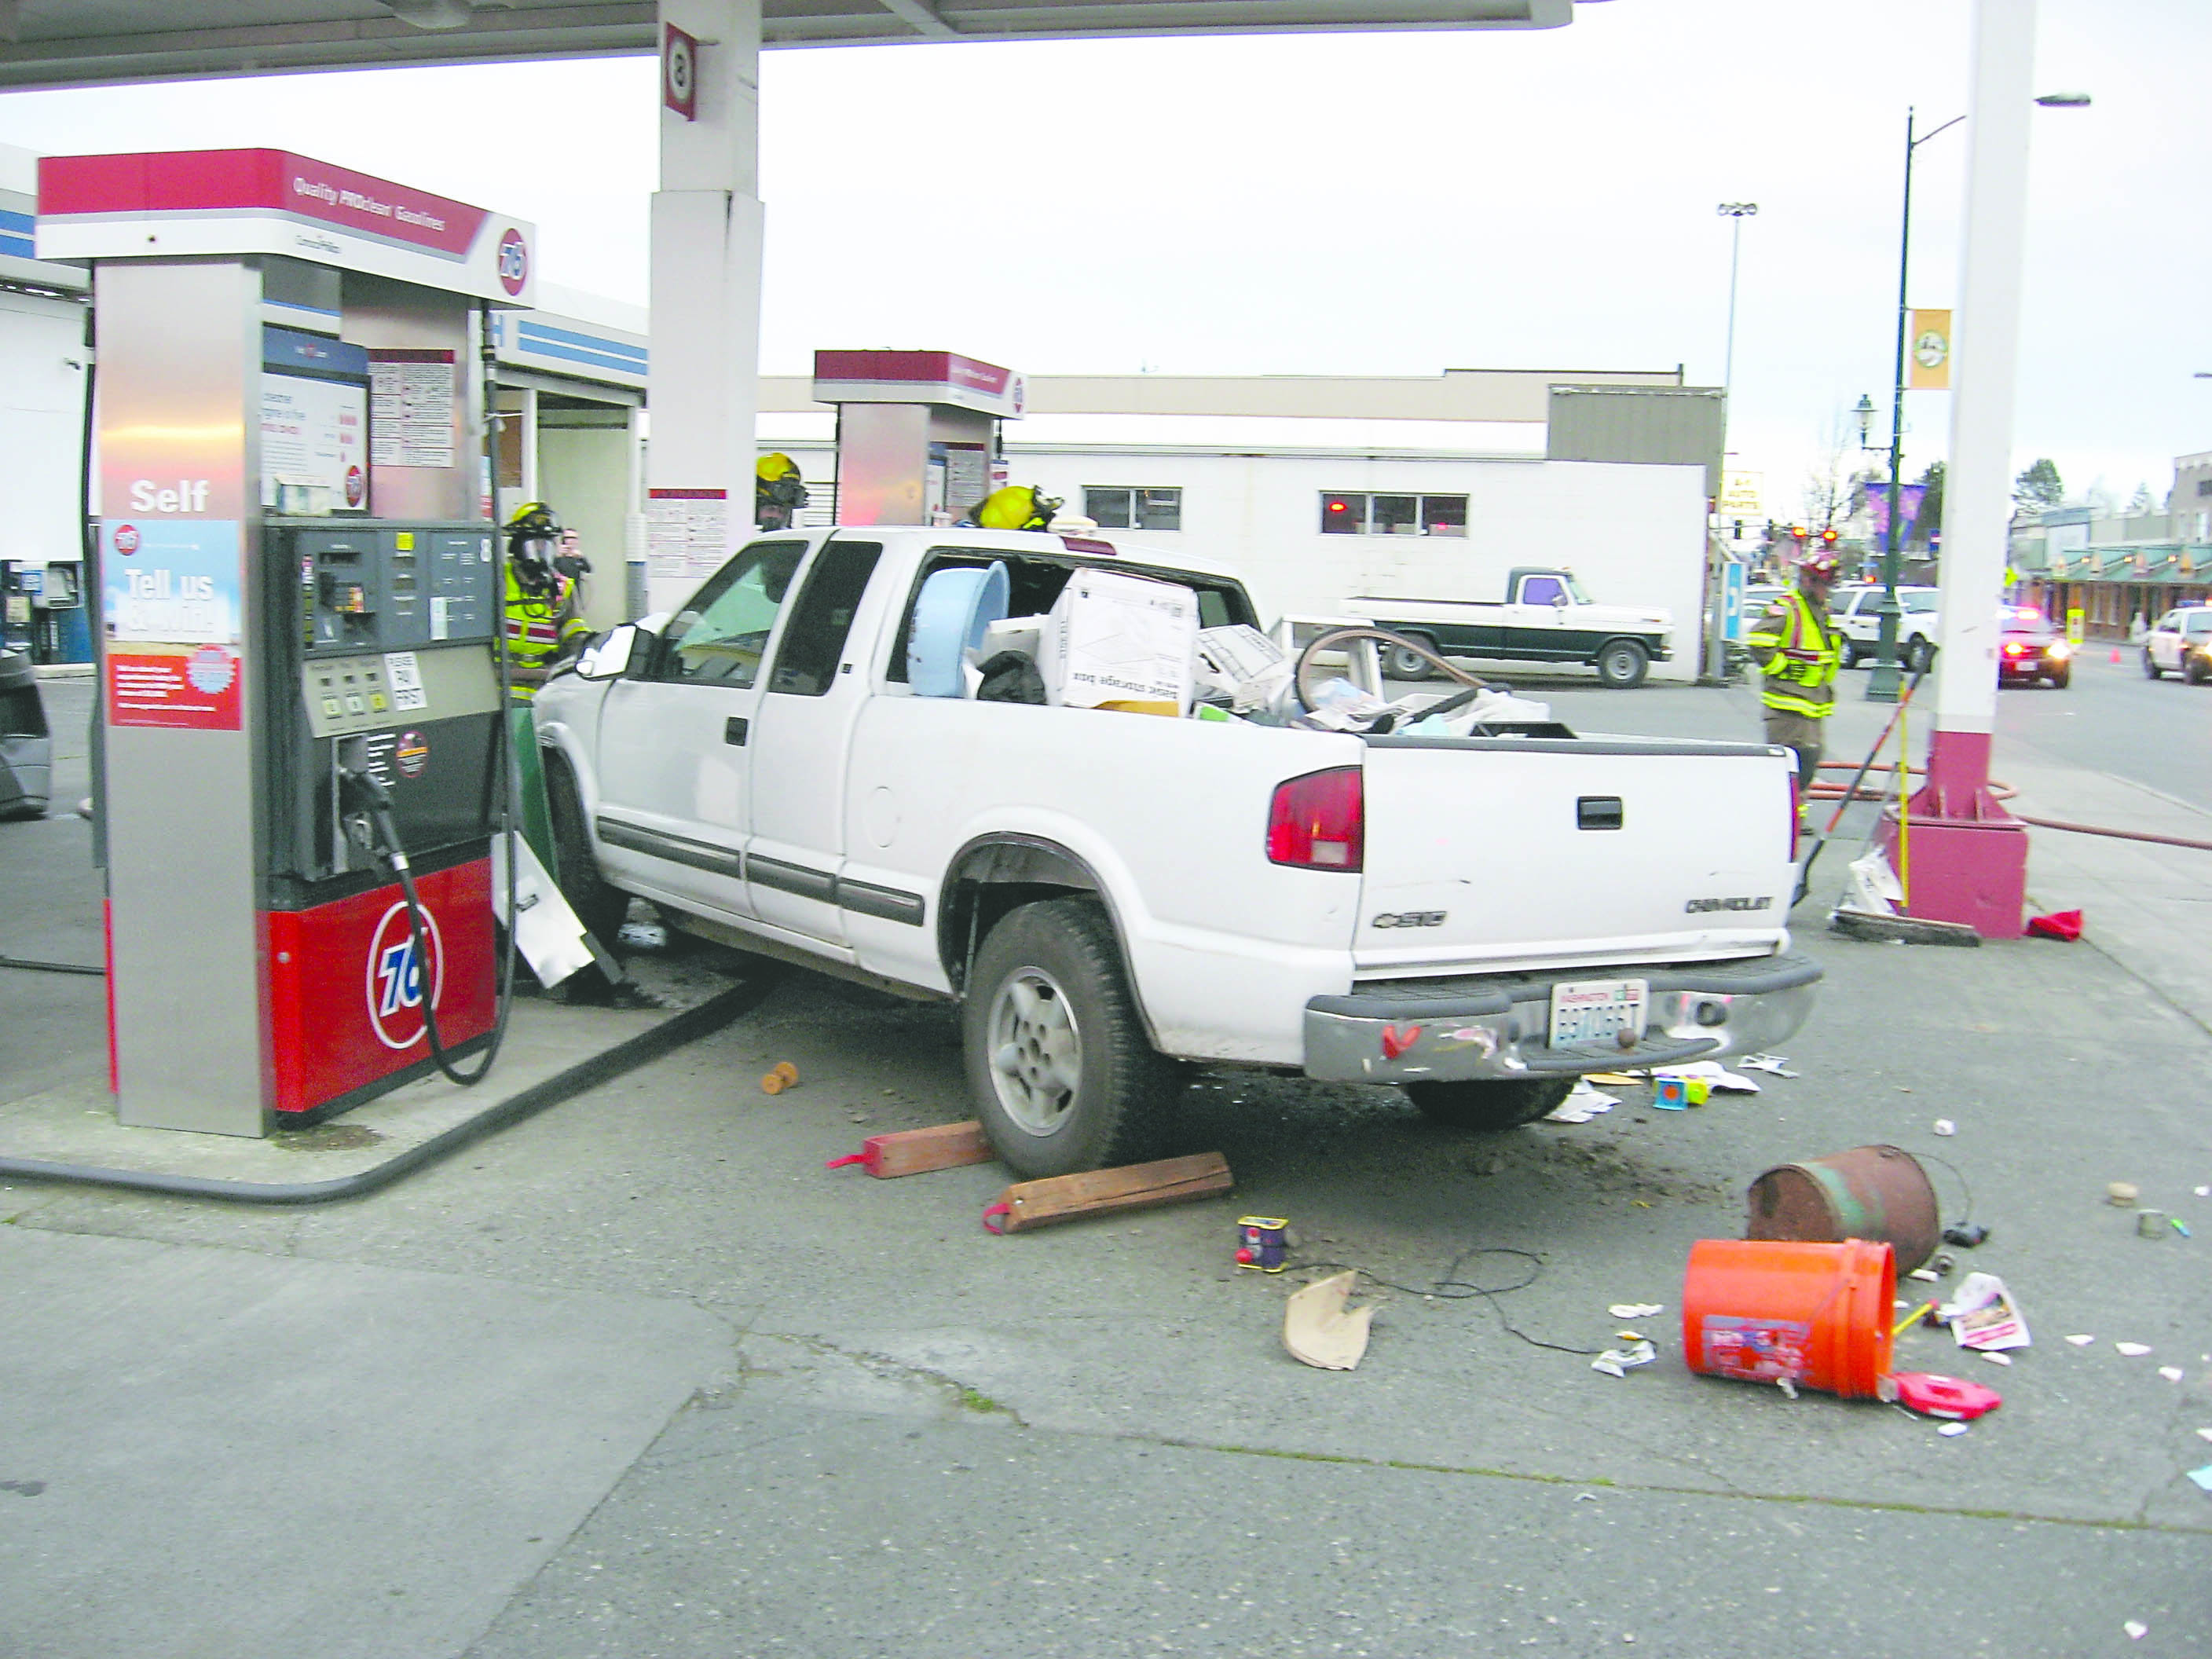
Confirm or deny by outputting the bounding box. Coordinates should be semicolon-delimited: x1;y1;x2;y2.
2188;1467;2212;1495
2137;1208;2170;1240
1942;1224;1990;1248
2024;909;2083;942
2195;1427;2212;1443
1937;1420;1970;1437
2160;1366;2186;1383
1591;1339;1657;1378
1892;1300;1936;1339
1235;1215;1290;1273
982;1151;1234;1235
1932;1119;1957;1137
2066;1334;2097;1346
2107;1181;2141;1207
2174;1218;2194;1240
825;1120;994;1179
1737;1053;1799;1078
1939;1273;2031;1351
1652;1076;1694;1111
1908;1267;1942;1283
1653;1061;1760;1093
760;1060;800;1095
2196;1186;2210;1198
1544;1079;1617;1124
1587;1071;1640;1086
1609;1303;1664;1320
2115;1342;2152;1357
1284;1270;1373;1371
1979;1350;2012;1367
1776;1377;1798;1400
2123;1621;2148;1641
617;917;669;950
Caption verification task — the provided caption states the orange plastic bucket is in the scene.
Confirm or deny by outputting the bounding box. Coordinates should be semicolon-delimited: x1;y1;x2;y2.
1681;1238;1895;1398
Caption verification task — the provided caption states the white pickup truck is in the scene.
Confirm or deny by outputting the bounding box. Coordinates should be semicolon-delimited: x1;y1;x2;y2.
1343;568;1675;688
533;527;1819;1178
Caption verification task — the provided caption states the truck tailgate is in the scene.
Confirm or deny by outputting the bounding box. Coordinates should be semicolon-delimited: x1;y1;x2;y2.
1355;734;1796;976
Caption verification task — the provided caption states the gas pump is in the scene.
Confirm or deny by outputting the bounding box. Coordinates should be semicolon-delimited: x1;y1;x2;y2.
39;148;538;1135
808;350;1024;527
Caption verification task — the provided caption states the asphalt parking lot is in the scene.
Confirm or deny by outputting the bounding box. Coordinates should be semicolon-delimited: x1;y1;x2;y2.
4;664;2210;1657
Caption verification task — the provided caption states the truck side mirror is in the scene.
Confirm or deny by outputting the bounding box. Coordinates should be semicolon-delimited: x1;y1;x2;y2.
575;624;650;680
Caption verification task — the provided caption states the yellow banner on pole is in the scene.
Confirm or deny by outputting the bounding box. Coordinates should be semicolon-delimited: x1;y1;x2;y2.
1909;309;1952;390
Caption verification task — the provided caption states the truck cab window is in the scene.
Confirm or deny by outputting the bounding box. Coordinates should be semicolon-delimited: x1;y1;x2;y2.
768;540;882;696
657;540;806;687
1522;576;1566;606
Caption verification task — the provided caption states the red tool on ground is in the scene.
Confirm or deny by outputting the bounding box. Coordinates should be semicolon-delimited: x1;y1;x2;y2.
1882;1372;2003;1420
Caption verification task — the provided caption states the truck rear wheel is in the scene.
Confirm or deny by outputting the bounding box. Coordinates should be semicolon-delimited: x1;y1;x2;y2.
964;896;1177;1179
1404;1077;1573;1130
1594;639;1650;689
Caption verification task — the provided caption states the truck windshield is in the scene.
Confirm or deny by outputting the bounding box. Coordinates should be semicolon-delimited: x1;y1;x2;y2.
1566;574;1593;605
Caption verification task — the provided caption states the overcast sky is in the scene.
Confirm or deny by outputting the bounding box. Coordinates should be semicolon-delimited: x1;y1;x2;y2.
0;0;2202;522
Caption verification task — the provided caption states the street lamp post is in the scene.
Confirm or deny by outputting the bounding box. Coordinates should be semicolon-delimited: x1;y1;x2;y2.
1716;203;1758;403
1866;108;1961;702
1865;90;2089;704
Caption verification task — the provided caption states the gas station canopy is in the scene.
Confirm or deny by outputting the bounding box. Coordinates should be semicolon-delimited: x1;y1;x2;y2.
0;0;1569;89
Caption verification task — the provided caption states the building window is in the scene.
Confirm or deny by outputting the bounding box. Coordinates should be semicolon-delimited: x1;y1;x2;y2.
1084;486;1181;532
1319;492;1468;537
2196;478;2212;497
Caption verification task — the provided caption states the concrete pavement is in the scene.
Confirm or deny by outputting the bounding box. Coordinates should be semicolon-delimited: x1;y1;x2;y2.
2;662;2209;1657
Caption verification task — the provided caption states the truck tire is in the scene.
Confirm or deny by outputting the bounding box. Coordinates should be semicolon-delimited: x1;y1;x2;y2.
964;896;1177;1179
1404;1077;1574;1130
541;753;627;1001
1385;636;1442;680
1593;638;1650;689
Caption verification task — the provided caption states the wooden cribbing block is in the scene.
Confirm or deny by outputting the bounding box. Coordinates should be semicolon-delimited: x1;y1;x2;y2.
985;1152;1233;1234
826;1120;995;1179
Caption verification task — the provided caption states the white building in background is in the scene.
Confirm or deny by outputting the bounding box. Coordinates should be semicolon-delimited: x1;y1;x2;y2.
756;369;1717;682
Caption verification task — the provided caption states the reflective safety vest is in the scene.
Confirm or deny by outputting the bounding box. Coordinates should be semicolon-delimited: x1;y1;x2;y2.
503;563;591;695
1745;589;1841;718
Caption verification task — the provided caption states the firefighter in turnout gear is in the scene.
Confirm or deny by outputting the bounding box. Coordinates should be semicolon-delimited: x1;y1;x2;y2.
1745;546;1844;796
502;501;591;699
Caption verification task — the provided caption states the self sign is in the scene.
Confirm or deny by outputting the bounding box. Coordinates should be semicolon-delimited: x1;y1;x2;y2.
126;478;211;515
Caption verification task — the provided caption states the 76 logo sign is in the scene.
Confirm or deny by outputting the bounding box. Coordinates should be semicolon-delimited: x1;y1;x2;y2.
364;901;445;1050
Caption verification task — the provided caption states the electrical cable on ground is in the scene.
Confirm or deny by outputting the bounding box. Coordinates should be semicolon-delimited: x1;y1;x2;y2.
1284;1245;1604;1356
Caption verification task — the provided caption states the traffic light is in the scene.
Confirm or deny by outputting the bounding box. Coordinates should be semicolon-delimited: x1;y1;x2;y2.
1789;526;1808;544
1820;527;1839;546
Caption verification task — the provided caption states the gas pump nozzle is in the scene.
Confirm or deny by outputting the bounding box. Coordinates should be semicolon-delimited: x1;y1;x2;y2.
335;736;404;868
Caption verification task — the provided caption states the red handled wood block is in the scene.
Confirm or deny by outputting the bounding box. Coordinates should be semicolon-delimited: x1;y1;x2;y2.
984;1152;1233;1234
826;1119;996;1179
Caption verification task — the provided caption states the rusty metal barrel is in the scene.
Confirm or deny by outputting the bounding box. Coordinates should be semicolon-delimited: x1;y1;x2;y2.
1743;1144;1940;1273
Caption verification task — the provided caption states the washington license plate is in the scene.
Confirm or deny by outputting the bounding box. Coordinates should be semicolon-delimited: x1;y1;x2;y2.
1548;978;1650;1048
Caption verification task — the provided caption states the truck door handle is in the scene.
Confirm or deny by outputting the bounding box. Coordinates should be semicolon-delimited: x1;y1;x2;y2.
724;717;748;746
1577;796;1624;831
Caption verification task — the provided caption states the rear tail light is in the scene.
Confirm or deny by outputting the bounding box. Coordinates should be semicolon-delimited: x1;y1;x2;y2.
1268;767;1364;871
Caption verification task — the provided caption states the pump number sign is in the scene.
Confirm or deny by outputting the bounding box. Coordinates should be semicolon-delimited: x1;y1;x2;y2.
663;24;698;120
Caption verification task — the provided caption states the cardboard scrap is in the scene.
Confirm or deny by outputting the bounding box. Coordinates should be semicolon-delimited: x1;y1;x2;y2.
1284;1270;1373;1371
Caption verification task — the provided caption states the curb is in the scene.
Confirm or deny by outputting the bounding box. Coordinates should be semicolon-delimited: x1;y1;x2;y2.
0;975;778;1205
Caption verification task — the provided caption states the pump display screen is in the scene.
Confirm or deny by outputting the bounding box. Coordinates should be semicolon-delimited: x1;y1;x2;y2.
262;370;370;513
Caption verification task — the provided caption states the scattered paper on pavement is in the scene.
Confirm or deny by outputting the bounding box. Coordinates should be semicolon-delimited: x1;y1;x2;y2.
1939;1273;2031;1351
2115;1342;2152;1357
1545;1079;1617;1123
1591;1339;1657;1379
1609;1303;1664;1320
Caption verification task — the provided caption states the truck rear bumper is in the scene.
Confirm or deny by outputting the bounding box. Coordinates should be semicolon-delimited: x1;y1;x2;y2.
1302;950;1821;1085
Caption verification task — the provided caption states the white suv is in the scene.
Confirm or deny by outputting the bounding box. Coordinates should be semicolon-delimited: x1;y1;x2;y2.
1831;585;1940;672
2142;605;2212;683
